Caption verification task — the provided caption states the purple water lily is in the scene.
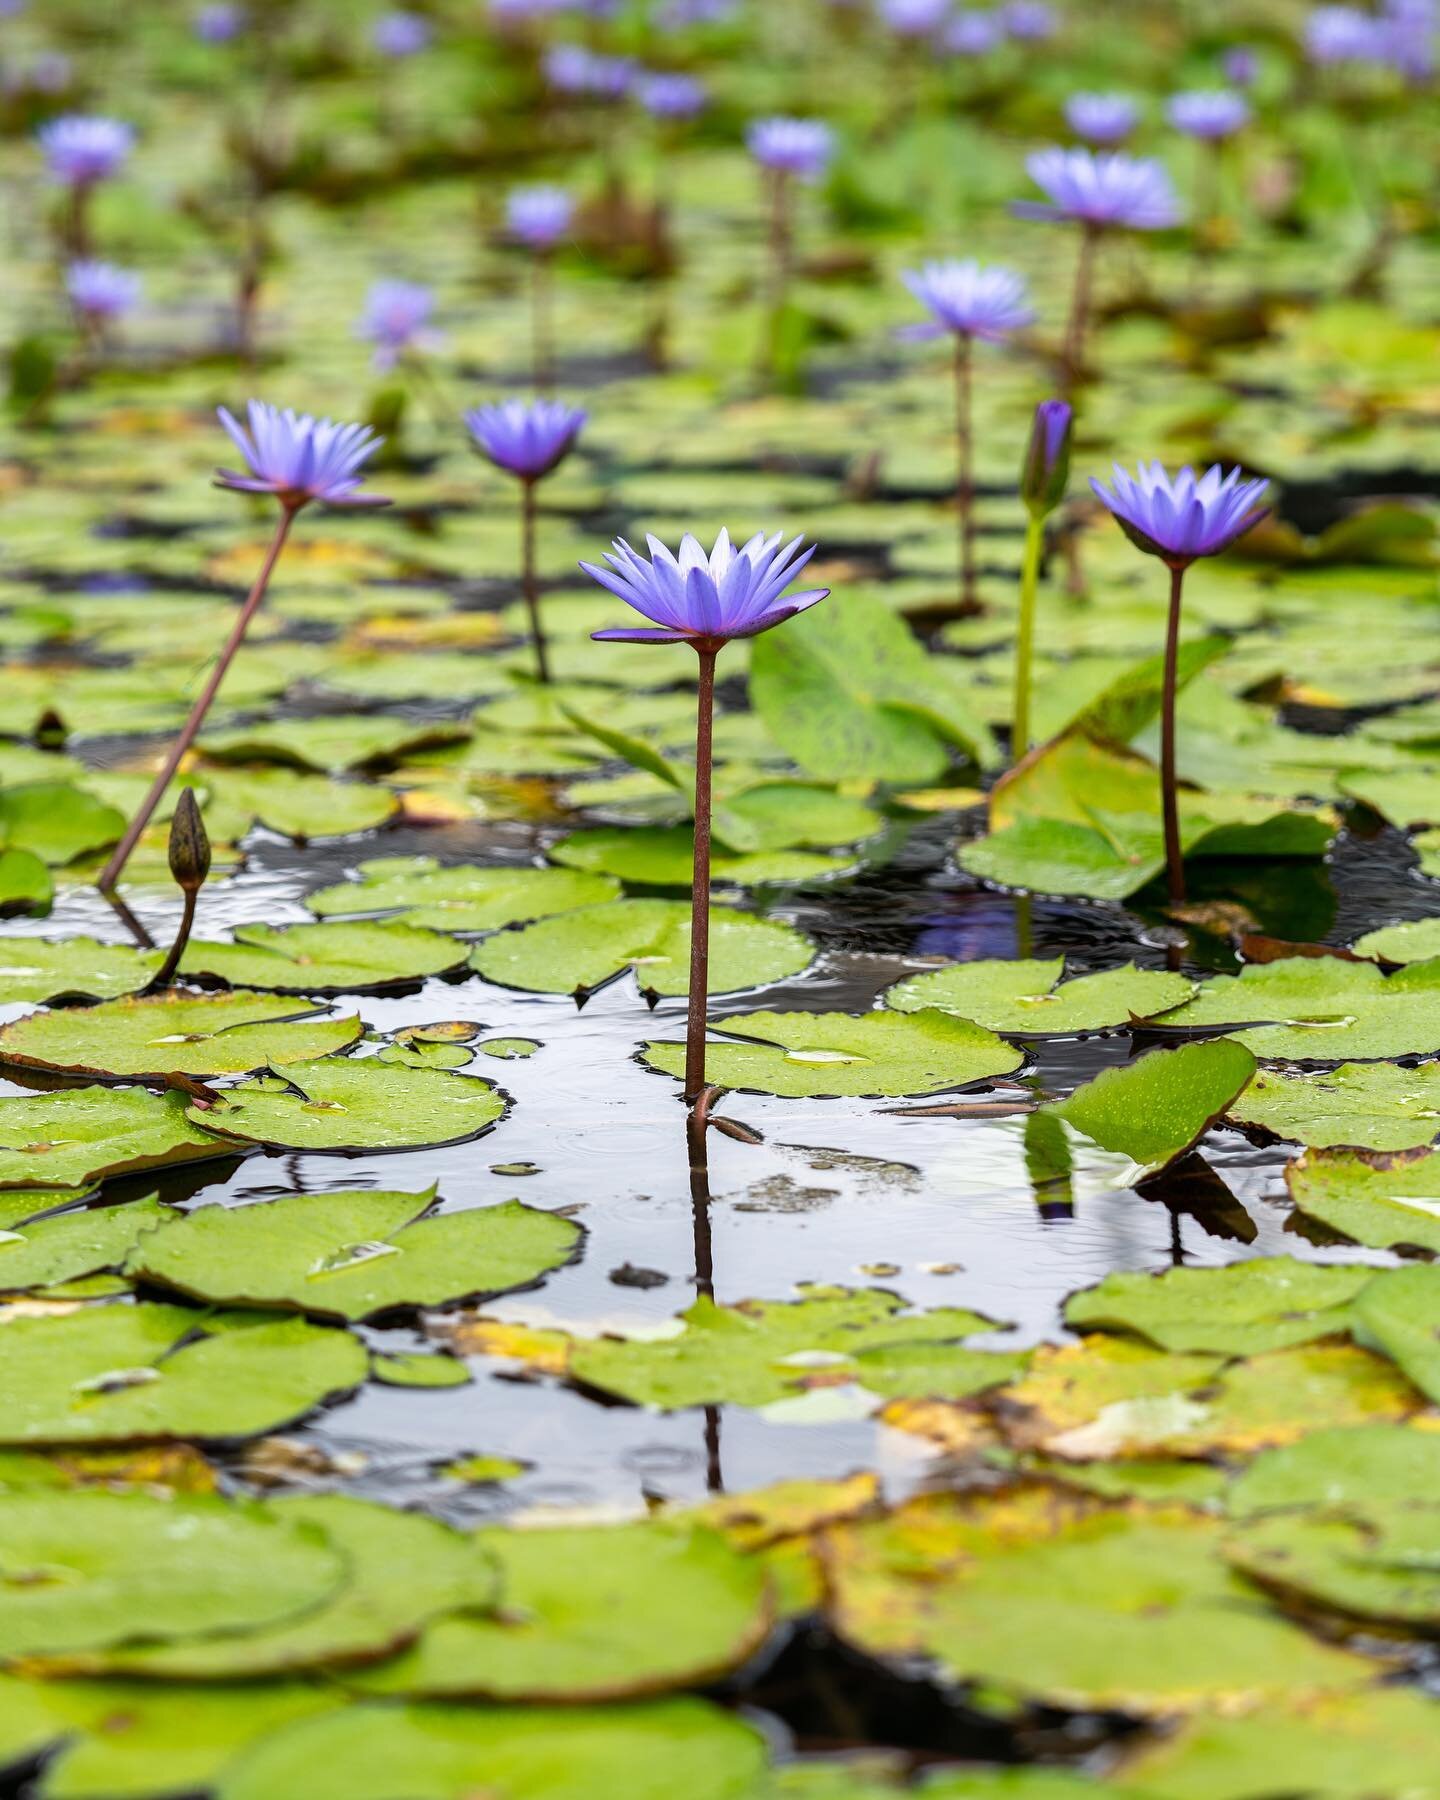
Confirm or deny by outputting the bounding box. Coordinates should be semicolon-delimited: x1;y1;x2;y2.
37;115;134;186
1091;461;1270;905
879;0;951;38
653;0;737;24
1064;93;1139;145
373;10;431;55
194;2;245;40
943;10;1003;54
1222;45;1259;86
507;184;574;250
638;71;708;119
749;119;834;379
1001;0;1055;38
66;259;141;323
1167;88;1251;140
584;529;830;1114
746;116;834;182
465;397;586;482
216;400;389;509
356;280;439;370
1304;4;1385;64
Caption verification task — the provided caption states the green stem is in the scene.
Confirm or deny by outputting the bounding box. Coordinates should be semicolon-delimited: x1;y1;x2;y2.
1012;513;1044;759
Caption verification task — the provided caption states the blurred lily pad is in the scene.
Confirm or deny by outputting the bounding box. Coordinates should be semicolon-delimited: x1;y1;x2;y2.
885;959;1194;1036
205;767;400;839
1351;915;1440;964
0;850;53;917
190;1058;507;1152
0;783;124;867
552;826;854;888
1350;1265;1440;1403
0;936;157;1005
1226;1502;1440;1630
307;858;620;931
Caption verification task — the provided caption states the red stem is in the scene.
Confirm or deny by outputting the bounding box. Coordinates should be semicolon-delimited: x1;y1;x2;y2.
954;331;975;609
685;645;718;1104
1064;223;1099;392
1162;560;1187;905
520;478;550;685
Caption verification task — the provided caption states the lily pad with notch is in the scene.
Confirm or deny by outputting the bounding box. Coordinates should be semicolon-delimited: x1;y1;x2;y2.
885;958;1195;1037
179;922;469;994
642;1008;1025;1099
307;857;620;932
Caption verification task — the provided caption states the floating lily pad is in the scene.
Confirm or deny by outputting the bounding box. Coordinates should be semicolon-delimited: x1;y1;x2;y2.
0;936;156;1005
470;899;813;998
885;959;1195;1036
0;1087;227;1192
219;1697;768;1800
1063;1259;1373;1357
356;1520;770;1701
189;1058;506;1152
551;826;852;888
180;921;469;993
0;1489;344;1658
206;767;399;839
1226;1502;1440;1629
200;715;469;773
0;991;363;1081
643;1008;1024;1099
823;1486;1368;1714
129;1189;580;1321
0;1303;368;1445
1156;955;1440;1061
1229;1423;1440;1516
1350;1264;1440;1402
0;1194;171;1294
1228;1060;1440;1151
371;1351;472;1387
0;850;53;917
1286;1146;1440;1252
1042;1041;1256;1177
0;783;124;867
1351;915;1440;964
97;1494;499;1679
307;858;620;932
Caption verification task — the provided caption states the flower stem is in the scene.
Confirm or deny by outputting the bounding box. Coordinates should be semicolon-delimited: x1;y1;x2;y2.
685;645;718;1104
97;502;298;893
954;332;976;611
1063;223;1100;392
1161;560;1187;905
761;169;793;380
146;885;197;992
532;253;554;392
520;477;550;686
1012;512;1044;759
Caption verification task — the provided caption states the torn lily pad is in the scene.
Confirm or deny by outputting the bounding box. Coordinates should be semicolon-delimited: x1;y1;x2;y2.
643;1008;1025;1100
188;1058;507;1153
355;1520;770;1702
0;936;156;1005
94;1494;499;1679
885;958;1194;1036
470;899;813;998
1042;1040;1256;1178
0;991;363;1081
1063;1259;1373;1357
0;1087;227;1192
551;826;855;889
128;1189;580;1321
307;858;620;932
180;922;469;993
1228;1060;1440;1152
0;1490;344;1660
1286;1146;1440;1252
0;1303;368;1445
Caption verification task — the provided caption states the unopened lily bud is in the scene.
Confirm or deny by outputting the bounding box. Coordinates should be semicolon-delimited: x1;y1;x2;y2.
1020;398;1073;519
168;789;211;893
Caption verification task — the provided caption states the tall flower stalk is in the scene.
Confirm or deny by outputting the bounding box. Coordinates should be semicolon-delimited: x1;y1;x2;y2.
581;530;829;1107
746;118;833;382
1012;399;1072;759
37;116;134;261
1090;462;1269;903
900;260;1034;611
465;399;587;685
506;186;574;390
98;403;388;892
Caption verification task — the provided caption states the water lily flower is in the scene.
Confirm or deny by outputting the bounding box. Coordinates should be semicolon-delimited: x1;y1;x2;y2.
748;120;834;380
1090;462;1270;903
466;399;586;685
373;10;431;55
544;43;634;97
66;259;141;324
943;10;1003;54
879;0;952;38
583;529;830;1109
37;114;134;185
99;404;389;894
1013;399;1072;756
1166;88;1251;140
194;2;245;40
1001;0;1055;38
901;260;1034;610
653;0;737;24
638;71;708;118
1016;147;1180;385
507;184;574;250
746;117;835;182
356;279;440;370
1064;93;1139;146
1222;45;1259;86
1304;4;1385;64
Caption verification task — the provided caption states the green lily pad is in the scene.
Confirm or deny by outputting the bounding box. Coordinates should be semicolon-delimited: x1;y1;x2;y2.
1155;955;1440;1061
200;715;470;773
1226;1501;1440;1629
97;1494;499;1679
0;991;363;1080
0;1194;172;1294
1229;1423;1440;1516
1228;1060;1440;1151
1286;1147;1440;1252
128;1189;580;1321
885;959;1195;1037
0;1489;344;1658
371;1351;473;1387
219;1697;768;1800
189;1058;507;1152
356;1520;770;1701
1116;1688;1440;1800
1063;1259;1374;1357
824;1486;1368;1715
0;937;156;1005
643;1008;1025;1099
0;1087;227;1192
551;826;853;888
0;783;124;867
720;784;882;852
205;767;399;839
0;850;53;917
1350;1264;1440;1402
0;1303;368;1445
180;922;469;993
1340;766;1440;828
1351;916;1440;964
470;899;813;998
1042;1041;1257;1178
307;859;620;932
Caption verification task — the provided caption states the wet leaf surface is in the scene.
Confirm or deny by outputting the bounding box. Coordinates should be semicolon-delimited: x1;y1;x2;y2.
1042;1041;1256;1177
307;858;620;932
885;959;1195;1037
